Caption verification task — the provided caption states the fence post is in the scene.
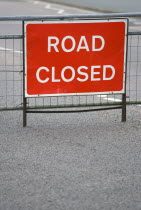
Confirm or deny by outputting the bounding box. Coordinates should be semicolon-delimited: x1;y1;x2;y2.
23;98;27;127
121;22;128;123
22;21;27;127
122;93;126;122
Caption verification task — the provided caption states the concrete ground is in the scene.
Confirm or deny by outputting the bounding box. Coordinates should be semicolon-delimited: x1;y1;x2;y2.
0;105;141;210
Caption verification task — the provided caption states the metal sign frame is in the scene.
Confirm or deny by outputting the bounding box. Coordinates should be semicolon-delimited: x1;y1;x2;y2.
22;18;129;127
24;19;128;98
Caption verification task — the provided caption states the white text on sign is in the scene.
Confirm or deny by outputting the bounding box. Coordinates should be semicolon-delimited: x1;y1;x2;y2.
36;35;116;83
36;65;115;83
47;35;105;52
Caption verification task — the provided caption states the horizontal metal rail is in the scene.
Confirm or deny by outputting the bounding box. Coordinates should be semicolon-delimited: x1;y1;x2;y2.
0;32;140;40
26;106;123;114
128;32;141;35
0;35;23;39
0;12;141;21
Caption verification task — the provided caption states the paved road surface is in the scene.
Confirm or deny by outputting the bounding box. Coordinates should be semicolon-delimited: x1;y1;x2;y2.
1;106;141;210
0;0;141;35
46;0;141;12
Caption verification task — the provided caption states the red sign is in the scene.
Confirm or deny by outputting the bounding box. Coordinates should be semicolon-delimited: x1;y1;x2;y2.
24;19;128;97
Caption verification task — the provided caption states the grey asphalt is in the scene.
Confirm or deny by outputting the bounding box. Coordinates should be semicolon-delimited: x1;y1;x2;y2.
46;0;141;12
0;106;141;210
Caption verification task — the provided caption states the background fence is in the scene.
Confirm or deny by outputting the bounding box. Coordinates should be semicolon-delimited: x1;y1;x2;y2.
0;14;141;111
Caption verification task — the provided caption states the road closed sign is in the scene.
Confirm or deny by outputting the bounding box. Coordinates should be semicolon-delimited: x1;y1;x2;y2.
24;19;128;97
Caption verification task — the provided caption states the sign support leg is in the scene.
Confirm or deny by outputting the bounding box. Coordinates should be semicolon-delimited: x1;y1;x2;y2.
23;97;27;127
122;93;126;122
22;21;27;127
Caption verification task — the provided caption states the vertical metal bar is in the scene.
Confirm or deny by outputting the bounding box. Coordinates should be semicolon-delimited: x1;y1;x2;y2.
57;96;59;107
78;95;80;106
136;35;139;103
22;21;27;127
86;95;88;106
122;19;129;122
122;93;126;122
128;35;132;103
20;38;23;105
13;37;15;107
93;95;95;105
5;38;7;109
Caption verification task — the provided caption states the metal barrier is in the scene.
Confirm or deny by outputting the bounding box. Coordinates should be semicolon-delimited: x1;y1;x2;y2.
0;13;141;112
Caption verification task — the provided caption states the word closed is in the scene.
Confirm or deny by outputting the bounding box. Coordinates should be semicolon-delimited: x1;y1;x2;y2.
25;19;127;97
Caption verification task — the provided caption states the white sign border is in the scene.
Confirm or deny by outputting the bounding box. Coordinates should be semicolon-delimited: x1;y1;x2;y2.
24;19;128;98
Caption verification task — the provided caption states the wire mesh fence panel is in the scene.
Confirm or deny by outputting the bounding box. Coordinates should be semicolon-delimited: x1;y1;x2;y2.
0;33;141;111
26;33;141;109
127;34;141;104
0;36;23;110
